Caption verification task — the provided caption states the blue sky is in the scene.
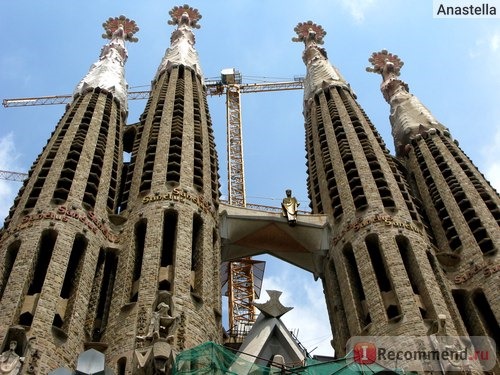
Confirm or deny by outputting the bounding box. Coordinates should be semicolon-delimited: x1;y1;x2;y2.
1;1;499;357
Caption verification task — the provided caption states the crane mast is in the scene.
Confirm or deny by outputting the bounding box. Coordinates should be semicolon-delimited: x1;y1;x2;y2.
226;84;246;207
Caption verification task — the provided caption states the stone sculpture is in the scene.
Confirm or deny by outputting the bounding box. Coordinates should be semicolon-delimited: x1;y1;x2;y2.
281;190;299;226
0;341;23;375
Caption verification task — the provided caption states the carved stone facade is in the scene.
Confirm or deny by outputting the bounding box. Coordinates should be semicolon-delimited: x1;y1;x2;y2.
0;5;498;375
0;8;222;374
296;22;498;373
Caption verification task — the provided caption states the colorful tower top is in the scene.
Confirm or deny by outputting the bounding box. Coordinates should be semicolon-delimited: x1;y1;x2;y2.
73;15;139;113
367;49;447;155
156;4;204;80
366;49;407;102
292;21;348;98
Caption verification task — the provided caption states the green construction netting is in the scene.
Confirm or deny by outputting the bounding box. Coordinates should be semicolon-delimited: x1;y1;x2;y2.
172;342;271;374
172;342;406;375
294;357;406;374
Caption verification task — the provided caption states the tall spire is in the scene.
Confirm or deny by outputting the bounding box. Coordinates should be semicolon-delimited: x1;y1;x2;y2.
292;21;348;99
367;49;447;155
74;15;139;113
156;4;203;80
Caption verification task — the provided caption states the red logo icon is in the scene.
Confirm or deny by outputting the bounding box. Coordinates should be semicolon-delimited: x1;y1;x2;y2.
353;342;377;364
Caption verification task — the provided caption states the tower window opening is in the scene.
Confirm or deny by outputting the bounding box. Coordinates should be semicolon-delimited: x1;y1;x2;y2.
396;236;431;320
55;234;87;329
161;211;177;267
472;289;500;344
159;210;177;292
0;240;20;300
328;259;351;347
342;243;370;327
93;249;117;341
20;230;57;326
452;289;476;337
117;357;127;375
27;230;57;295
365;234;401;320
130;220;146;302
191;214;203;296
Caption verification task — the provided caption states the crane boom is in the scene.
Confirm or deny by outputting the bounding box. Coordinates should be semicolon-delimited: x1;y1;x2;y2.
3;81;304;107
0;170;28;182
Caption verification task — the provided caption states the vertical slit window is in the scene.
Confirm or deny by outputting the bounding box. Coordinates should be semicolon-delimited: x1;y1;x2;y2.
396;236;431;319
93;249;117;341
342;243;370;326
452;290;476;337
191;214;203;295
159;210;177;291
19;230;57;326
0;240;20;300
53;234;87;330
130;220;146;302
472;290;500;343
365;234;401;320
28;230;57;295
117;358;126;375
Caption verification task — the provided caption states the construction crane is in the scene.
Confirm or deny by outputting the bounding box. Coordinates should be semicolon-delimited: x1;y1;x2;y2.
0;170;28;182
207;69;304;343
2;70;305;343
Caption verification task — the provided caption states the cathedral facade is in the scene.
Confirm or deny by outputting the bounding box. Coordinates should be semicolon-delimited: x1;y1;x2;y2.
0;5;497;375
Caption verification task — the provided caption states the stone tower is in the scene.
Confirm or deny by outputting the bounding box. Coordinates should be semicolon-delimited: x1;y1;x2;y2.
368;49;499;370
293;22;485;372
103;5;222;373
0;16;138;373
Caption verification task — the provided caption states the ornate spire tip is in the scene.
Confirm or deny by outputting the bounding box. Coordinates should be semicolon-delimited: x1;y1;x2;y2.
366;49;404;76
102;15;139;43
168;4;202;29
292;21;326;45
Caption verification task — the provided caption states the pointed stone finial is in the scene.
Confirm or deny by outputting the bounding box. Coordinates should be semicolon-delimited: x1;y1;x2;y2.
292;21;326;45
168;4;202;29
73;16;138;112
366;49;408;103
156;4;204;79
366;49;404;79
102;15;139;43
254;290;293;319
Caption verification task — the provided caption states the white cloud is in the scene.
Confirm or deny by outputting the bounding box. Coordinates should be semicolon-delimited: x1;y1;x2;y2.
470;28;500;58
340;0;376;23
0;133;22;222
490;31;500;52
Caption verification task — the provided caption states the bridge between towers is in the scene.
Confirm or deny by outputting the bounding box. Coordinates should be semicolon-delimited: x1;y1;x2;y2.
219;203;330;277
